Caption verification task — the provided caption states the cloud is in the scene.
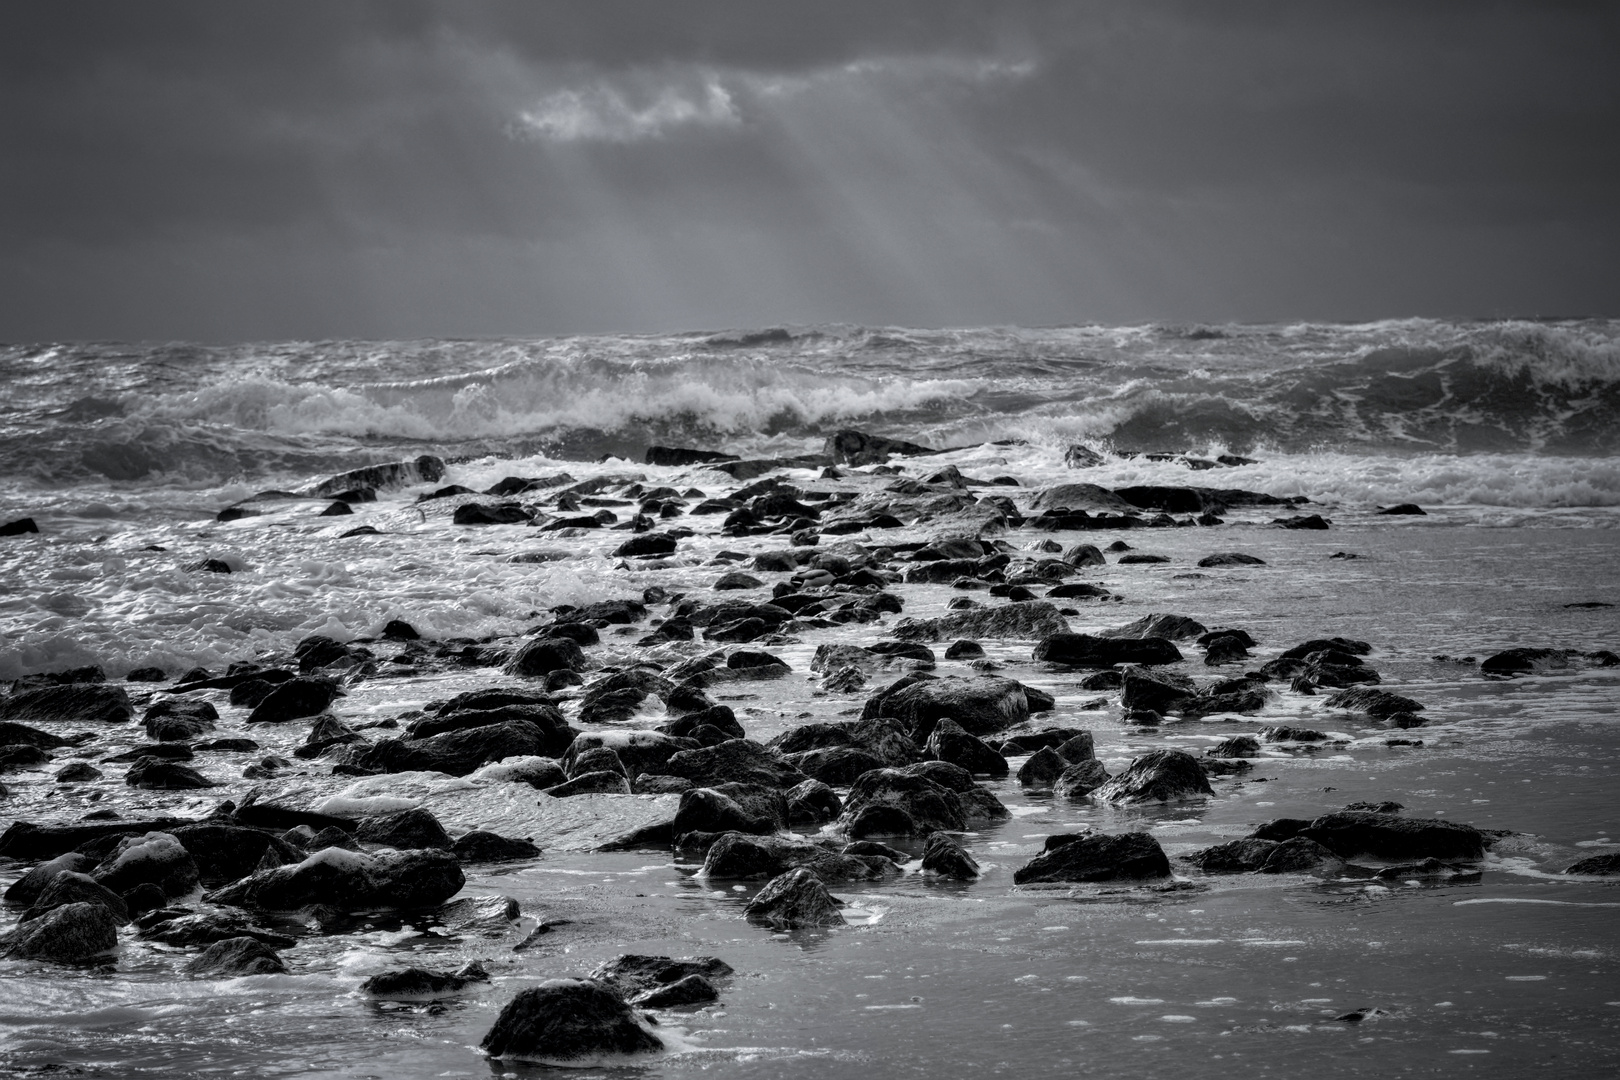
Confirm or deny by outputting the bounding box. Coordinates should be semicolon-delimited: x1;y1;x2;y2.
515;75;740;143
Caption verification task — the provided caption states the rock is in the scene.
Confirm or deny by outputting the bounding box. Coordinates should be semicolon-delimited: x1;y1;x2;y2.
22;871;130;924
590;954;732;1003
1324;687;1425;718
357;807;454;851
662;739;807;789
352;720;560;776
1257;837;1345;874
1296;812;1485;861
861;676;1029;740
454;831;541;862
1017;746;1069;788
944;640;985;660
1261;725;1328;743
1209;735;1260;758
714;571;764;590
1119;668;1199;714
0;516;40;536
1092;749;1213;803
247;678;343;724
186;936;288;976
659;705;746;743
1480;647;1580;678
699;832;893;882
645;446;740;467
631;973;719;1008
1063;543;1107;567
786;779;842;825
0;721;78;750
476;755;566;789
506;637;590;678
138;910;296;947
1565;852;1620;875
1033;634;1183;666
362;961;490;997
93;831;200;897
567;745;629;779
0;744;51;768
1055;733;1095;762
546;771;632;797
480;979;662;1061
121;882;168;916
839;769;966;836
1377;503;1427;515
3;901;119;964
4;852;98;905
825;429;937;466
169;824;303;886
1028;483;1134;512
206;847;465;912
615;533;678;558
673;787;778;838
1186;838;1281;873
744;867;846;929
0;684;132;725
125;758;214;789
920;833;979;879
925;719;1007;778
1098;613;1207;641
1053;760;1110;799
1196;552;1265;568
1012;832;1171;884
892;600;1070;643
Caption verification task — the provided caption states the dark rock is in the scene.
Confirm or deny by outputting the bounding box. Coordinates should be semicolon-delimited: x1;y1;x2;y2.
362;961;490;997
673;787;778;838
1377;503;1427;515
944;639;985;660
744;867;846;929
1298;812;1485;861
1053;760;1110;799
352;720;561;776
357;808;454;851
546;770;632;797
659;705;746;743
1261;725;1329;742
567;746;629;779
453;830;540;863
0;516;40;536
506;637;590;678
786;779;842;824
1196;553;1266;568
169;824;303;886
1033;634;1183;667
126;758;214;789
646;446;739;467
0;684;132;725
207;848;465;912
840;769;966;836
23;871;130;924
453;502;530;526
663;739;806;789
1099;613;1208;641
186;936;287;977
138;910;296;947
615;533;678;557
700;832;893;882
4;852;98;905
1119;668;1199;714
1324;687;1424;718
1017;746;1069;788
633;973;719;1008
1012;832;1171;884
591;954;733;1001
861;676;1029;740
1092;749;1213;803
92;831;200;897
891;600;1070;642
1565;852;1620;875
121;882;168;916
787;746;887;786
925;719;1007;777
1480;647;1579;677
920;833;979;879
1186;838;1281;873
1209;735;1260;758
714;571;764;590
1258;837;1345;874
247;677;342;724
480;979;662;1061
825;429;937;466
0;744;51;768
3;901;119;963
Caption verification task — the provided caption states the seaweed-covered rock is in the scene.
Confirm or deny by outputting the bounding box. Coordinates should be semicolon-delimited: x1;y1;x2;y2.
1012;832;1171;884
186;936;288;977
480;979;662;1061
1092;749;1212;804
744;867;845;930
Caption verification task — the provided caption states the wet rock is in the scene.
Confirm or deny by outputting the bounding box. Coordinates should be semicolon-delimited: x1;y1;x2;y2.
1296;812;1485;861
0;516;40;536
362;961;491;997
1012;832;1171;884
3;902;119;964
615;533;678;558
673;787;778;838
137;910;296;947
1564;852;1620;875
1017;746;1069;788
839;769;966;836
1479;647;1586;678
891;600;1070;643
745;867;846;929
186;936;288;977
567;745;629;779
714;570;764;590
920;833;979;879
453;831;540;863
169;824;303;886
786;779;842;825
0;744;51;768
0;684;132;725
662;739;807;789
22;872;130;924
247;677;343;724
353;720;560;776
925;719;1008;777
1209;735;1260;758
506;637;590;678
0;721;79;750
591;954;732;1005
357;807;454;851
699;832;893;882
632;973;720;1008
1053;760;1110;800
92;831;200;897
207;848;465;912
1196;553;1266;568
1099;613;1207;641
4;852;98;905
546;770;632;797
787;746;888;786
1185;838;1281;873
1055;733;1095;762
861;676;1029;740
125;758;214;789
659;705;746;743
453;502;530;526
481;978;662;1062
1028;482;1134;512
826;429;937;466
1257;837;1345;874
1261;725;1328;743
1324;687;1424;718
1092;749;1213;804
1033;634;1183;667
121;882;168;916
1377;503;1427;515
645;446;739;467
944;640;985;660
1119;668;1199;714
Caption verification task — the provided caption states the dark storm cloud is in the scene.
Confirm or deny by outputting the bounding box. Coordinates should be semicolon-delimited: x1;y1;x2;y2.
0;1;1615;340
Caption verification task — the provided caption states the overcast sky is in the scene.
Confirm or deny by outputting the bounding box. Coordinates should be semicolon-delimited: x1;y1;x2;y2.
1;1;1615;341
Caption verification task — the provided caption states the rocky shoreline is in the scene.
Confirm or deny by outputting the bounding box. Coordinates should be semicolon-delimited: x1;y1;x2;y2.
2;429;1616;1066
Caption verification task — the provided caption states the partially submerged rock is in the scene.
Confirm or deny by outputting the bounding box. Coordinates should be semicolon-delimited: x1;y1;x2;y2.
480;979;662;1062
1092;749;1213;803
1012;832;1171;884
744;867;846;929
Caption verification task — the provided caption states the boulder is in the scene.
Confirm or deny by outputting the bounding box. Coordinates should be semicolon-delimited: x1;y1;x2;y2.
480;980;662;1061
138;910;296;948
1012;832;1172;884
920;833;979;879
1196;552;1265;568
22;872;130;924
892;600;1071;643
454;831;541;863
925;719;1008;777
1092;749;1213;803
1119;668;1200;714
4;852;97;905
3;901;119;964
825;429;937;466
839;769;966;836
1017;746;1069;788
206;847;464;912
351;720;559;776
545;771;632;797
1565;852;1620;876
247;678;343;725
589;954;731;1005
1324;687;1425;718
1033;634;1183;667
169;824;303;886
744;868;846;929
1053;760;1110;800
93;832;200;897
786;779;842;825
787;746;887;786
1185;838;1280;872
662;740;807;790
1296;812;1485;861
1098;613;1207;641
698;832;893;882
506;637;590;678
312;455;444;498
672;787;779;839
564;731;696;779
861;676;1028;740
362;961;490;997
356;808;454;851
1257;837;1345;874
186;936;288;977
0;684;132;725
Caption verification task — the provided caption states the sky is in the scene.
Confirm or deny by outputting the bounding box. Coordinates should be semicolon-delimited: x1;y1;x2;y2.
1;1;1616;342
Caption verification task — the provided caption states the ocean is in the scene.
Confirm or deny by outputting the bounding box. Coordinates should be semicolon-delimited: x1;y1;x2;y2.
1;318;1617;1077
